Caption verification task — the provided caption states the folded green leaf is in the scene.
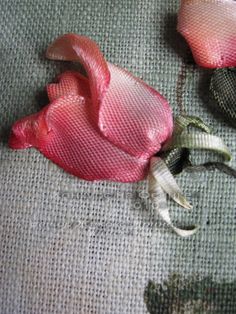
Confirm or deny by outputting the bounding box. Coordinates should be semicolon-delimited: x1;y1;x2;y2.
149;157;198;237
173;115;211;135
210;68;236;127
163;133;231;162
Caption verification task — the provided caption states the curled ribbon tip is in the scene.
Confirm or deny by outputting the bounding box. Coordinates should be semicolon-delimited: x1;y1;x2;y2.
148;157;197;237
150;157;192;210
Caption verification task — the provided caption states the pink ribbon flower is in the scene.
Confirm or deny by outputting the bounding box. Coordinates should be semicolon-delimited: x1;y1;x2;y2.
9;34;173;183
8;34;232;237
178;0;236;68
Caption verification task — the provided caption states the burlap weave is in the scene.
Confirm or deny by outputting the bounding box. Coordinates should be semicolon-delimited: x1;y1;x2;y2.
0;0;236;313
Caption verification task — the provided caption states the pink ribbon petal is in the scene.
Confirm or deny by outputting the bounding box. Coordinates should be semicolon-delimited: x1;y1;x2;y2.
9;95;149;182
178;0;236;68
46;34;173;158
47;71;90;102
100;63;173;158
46;34;110;114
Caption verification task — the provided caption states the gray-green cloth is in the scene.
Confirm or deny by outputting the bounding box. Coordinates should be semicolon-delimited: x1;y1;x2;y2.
0;1;236;313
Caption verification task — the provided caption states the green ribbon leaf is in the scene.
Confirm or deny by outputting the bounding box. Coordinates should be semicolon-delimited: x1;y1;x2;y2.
151;115;232;236
173;115;212;135
160;115;232;175
210;68;236;127
150;157;192;209
163;133;231;162
149;157;198;237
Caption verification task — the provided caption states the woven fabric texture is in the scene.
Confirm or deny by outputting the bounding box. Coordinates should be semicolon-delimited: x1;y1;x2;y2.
0;0;236;313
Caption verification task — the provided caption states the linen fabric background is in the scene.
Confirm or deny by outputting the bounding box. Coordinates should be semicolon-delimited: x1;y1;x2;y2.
0;0;236;313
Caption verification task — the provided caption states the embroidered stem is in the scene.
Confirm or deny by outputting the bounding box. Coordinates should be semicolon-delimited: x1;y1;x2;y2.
176;62;188;115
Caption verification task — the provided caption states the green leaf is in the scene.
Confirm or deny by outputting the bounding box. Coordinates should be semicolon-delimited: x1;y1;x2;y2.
163;133;231;162
149;157;198;237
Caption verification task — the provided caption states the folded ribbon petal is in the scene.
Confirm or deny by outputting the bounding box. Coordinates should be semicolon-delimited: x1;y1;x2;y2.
46;34;110;111
178;0;236;68
100;63;173;158
46;34;173;158
47;71;90;102
9;92;149;182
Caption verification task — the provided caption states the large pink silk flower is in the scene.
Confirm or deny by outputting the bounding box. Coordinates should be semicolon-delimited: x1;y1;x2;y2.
9;34;173;182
